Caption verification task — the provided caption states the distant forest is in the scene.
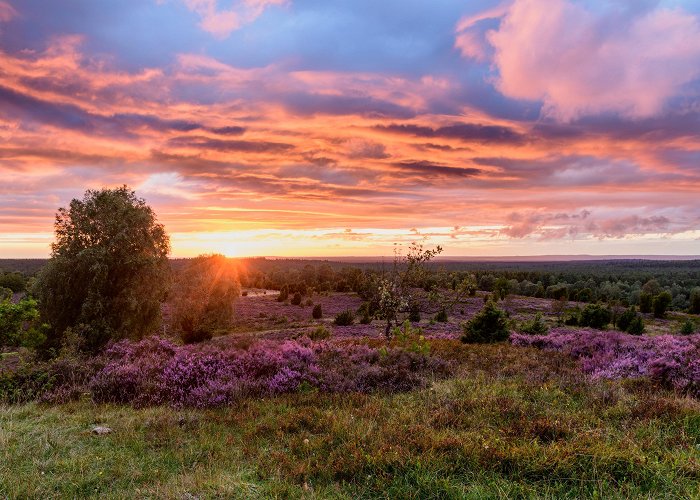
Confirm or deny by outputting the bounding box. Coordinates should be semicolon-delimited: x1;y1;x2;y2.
3;257;699;312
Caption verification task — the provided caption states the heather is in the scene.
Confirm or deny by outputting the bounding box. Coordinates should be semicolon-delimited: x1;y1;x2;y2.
3;344;700;499
512;328;700;395
5;336;447;407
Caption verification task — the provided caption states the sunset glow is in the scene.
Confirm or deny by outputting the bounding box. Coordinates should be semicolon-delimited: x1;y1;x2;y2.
1;0;700;257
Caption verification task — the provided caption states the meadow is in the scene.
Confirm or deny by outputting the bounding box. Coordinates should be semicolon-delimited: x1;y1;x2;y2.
3;283;700;498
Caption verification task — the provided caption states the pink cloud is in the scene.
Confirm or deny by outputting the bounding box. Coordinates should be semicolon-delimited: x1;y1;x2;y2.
0;1;17;22
454;3;509;62
483;0;700;121
180;0;286;38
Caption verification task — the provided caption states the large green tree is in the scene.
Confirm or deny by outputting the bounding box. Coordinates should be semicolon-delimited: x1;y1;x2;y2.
33;186;171;352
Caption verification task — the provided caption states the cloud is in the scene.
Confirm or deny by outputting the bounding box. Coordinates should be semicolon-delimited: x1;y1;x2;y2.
481;0;700;121
179;0;286;38
345;139;389;159
454;3;509;62
500;210;684;240
377;122;524;144
0;1;16;22
2;12;700;254
166;135;294;153
392;160;481;178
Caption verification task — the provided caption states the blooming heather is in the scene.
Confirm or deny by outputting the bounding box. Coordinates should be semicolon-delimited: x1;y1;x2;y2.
88;336;450;407
512;328;700;395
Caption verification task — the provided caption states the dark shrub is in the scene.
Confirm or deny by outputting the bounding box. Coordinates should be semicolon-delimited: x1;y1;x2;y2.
434;309;448;322
461;300;509;344
690;288;700;315
576;288;593;302
312;304;323;319
408;302;421;323
241;291;248;297
579;303;611;329
616;306;645;335
494;277;511;300
546;283;569;301
680;319;695;335
277;285;289;302
520;313;548;335
291;292;302;306
639;292;653;314
359;313;372;324
180;326;213;345
334;310;355;326
0;272;26;293
627;315;645;335
564;308;581;326
616;306;638;332
653;291;672;318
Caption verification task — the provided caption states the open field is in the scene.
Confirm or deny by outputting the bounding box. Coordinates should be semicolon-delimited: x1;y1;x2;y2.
3;343;700;499
3;290;700;498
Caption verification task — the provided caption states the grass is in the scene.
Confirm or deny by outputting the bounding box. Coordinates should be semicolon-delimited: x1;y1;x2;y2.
2;342;700;499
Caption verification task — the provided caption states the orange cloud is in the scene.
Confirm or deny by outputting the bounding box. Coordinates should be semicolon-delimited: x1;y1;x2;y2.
1;35;699;257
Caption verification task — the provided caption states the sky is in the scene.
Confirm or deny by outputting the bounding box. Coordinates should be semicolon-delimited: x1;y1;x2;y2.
1;0;700;258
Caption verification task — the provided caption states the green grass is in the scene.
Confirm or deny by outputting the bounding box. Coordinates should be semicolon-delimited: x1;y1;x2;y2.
2;343;700;499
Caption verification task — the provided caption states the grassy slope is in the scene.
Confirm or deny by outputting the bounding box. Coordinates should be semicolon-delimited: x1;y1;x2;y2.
2;343;700;499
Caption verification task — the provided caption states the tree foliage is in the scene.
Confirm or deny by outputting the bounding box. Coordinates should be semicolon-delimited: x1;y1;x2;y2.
33;186;170;352
461;299;510;343
689;288;700;315
170;254;240;343
653;291;673;318
0;296;48;348
369;243;443;338
579;303;612;329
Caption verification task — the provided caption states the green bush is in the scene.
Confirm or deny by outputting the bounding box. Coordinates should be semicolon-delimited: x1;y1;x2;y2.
680;319;695;335
392;320;430;355
564;307;581;326
461;300;509;344
616;307;637;332
309;324;331;341
627;315;645;335
0;272;26;293
434;309;448;322
690;288;700;315
0;297;48;349
653;292;672;318
519;312;548;335
312;304;323;319
616;306;644;335
334;310;355;326
639;292;653;314
277;285;289;302
579;303;612;329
